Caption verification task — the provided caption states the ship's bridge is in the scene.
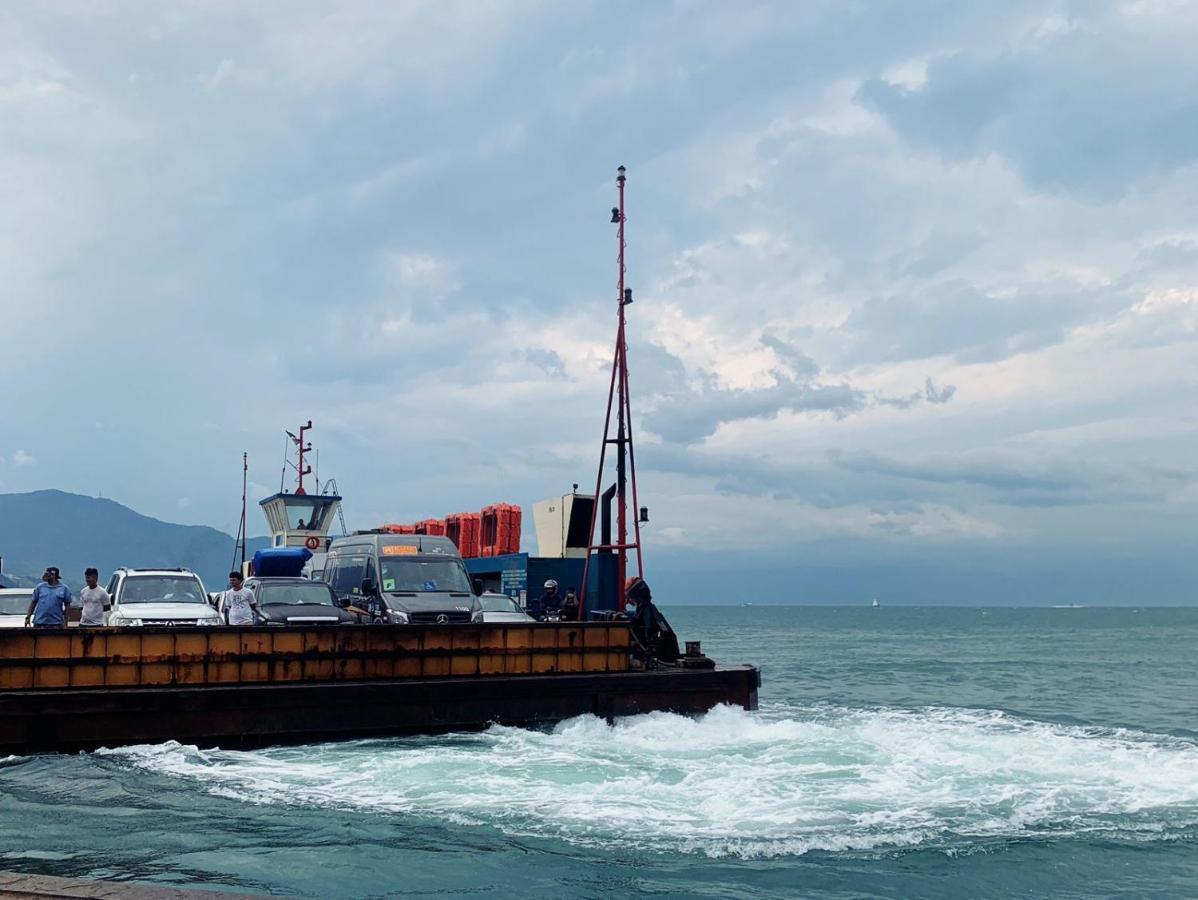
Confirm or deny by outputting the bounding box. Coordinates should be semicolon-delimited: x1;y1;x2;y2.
259;491;342;550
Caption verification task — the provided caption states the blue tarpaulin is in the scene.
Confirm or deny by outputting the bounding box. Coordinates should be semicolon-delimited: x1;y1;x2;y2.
251;547;313;578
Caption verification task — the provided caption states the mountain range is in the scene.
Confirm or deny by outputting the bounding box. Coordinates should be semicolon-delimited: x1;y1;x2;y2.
0;490;267;590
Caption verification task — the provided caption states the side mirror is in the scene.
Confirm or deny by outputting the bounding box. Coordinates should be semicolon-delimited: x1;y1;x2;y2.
472;578;484;596
208;593;220;607
361;578;377;596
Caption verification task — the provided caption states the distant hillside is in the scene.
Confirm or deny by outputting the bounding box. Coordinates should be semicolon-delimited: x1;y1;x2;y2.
0;490;268;590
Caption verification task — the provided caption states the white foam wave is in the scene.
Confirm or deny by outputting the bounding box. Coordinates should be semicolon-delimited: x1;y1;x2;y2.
98;704;1198;858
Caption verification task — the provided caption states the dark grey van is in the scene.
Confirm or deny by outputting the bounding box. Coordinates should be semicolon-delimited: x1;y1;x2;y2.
323;533;483;625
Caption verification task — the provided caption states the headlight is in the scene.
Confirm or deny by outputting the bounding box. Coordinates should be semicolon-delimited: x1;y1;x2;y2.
471;610;484;623
389;610;409;624
112;617;142;627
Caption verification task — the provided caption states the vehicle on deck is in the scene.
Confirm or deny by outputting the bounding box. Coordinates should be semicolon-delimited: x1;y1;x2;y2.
244;576;355;626
323;533;484;624
104;568;221;627
0;588;32;628
477;592;536;623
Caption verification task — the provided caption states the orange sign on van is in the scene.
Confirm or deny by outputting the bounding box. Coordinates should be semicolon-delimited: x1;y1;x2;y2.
381;544;418;556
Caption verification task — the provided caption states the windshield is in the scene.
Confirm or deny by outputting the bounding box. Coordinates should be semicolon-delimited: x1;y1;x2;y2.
258;582;336;607
379;559;472;593
0;592;30;615
120;575;206;604
480;594;522;614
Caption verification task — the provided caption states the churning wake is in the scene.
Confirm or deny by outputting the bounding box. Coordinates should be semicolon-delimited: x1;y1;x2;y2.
98;704;1198;858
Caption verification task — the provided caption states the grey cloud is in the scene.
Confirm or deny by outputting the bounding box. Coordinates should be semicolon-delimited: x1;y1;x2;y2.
923;378;955;404
520;348;567;378
830;450;1193;508
640;334;866;443
832;449;1083;495
1135;237;1198;273
760;332;819;378
637;444;841;506
900;228;987;279
877;377;957;409
643;338;958;444
648;374;864;444
842;278;1128;365
858;11;1198;199
642;442;1192;520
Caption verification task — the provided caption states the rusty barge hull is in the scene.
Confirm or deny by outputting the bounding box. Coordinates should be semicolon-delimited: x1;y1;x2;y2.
0;622;758;754
0;666;758;755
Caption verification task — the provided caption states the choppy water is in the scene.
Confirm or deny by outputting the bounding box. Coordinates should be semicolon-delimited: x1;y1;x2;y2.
2;606;1196;898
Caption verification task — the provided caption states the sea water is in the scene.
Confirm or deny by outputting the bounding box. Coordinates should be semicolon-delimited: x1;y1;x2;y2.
1;606;1196;898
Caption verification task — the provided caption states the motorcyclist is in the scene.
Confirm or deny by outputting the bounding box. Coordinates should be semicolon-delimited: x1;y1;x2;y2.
535;579;562;621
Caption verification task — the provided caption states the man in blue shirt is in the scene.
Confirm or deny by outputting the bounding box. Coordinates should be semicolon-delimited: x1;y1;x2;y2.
24;567;73;627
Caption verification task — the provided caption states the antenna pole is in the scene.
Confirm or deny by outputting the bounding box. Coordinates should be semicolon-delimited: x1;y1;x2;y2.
240;452;248;568
232;451;248;573
615;167;629;600
580;165;644;619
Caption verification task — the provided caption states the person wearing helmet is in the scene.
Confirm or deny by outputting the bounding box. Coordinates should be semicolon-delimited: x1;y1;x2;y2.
531;579;562;621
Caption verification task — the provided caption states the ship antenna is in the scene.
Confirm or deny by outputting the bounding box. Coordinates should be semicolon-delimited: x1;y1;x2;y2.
283;421;314;495
580;165;646;619
231;451;248;573
296;420;313;495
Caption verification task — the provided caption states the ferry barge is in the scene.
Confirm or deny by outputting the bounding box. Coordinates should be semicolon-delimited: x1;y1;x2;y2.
0;622;758;755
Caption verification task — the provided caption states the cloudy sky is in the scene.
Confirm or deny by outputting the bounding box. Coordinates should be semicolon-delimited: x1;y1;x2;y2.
1;1;1195;602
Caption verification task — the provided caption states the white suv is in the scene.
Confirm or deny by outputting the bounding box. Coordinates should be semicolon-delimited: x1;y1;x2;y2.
105;568;222;627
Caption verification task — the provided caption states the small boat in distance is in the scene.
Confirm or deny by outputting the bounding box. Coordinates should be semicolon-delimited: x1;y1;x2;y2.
871;597;880;608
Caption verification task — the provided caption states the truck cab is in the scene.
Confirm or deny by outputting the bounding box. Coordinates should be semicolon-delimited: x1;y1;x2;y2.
323;533;483;624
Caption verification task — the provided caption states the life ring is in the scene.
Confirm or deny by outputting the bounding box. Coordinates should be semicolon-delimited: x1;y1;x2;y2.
304;536;321;550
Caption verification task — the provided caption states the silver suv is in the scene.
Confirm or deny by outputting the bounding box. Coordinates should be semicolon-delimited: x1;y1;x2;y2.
105;567;222;627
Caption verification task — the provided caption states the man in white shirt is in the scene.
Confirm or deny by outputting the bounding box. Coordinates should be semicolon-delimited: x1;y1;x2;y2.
77;567;111;626
219;571;258;626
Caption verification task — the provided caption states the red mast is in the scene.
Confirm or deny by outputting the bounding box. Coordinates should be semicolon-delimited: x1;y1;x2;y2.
292;420;313;495
580;166;645;618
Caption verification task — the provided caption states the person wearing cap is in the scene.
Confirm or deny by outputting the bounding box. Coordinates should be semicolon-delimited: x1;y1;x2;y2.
25;567;73;628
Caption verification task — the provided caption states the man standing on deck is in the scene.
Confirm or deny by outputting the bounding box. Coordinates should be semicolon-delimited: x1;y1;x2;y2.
77;567;111;626
24;567;72;627
219;571;258;625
